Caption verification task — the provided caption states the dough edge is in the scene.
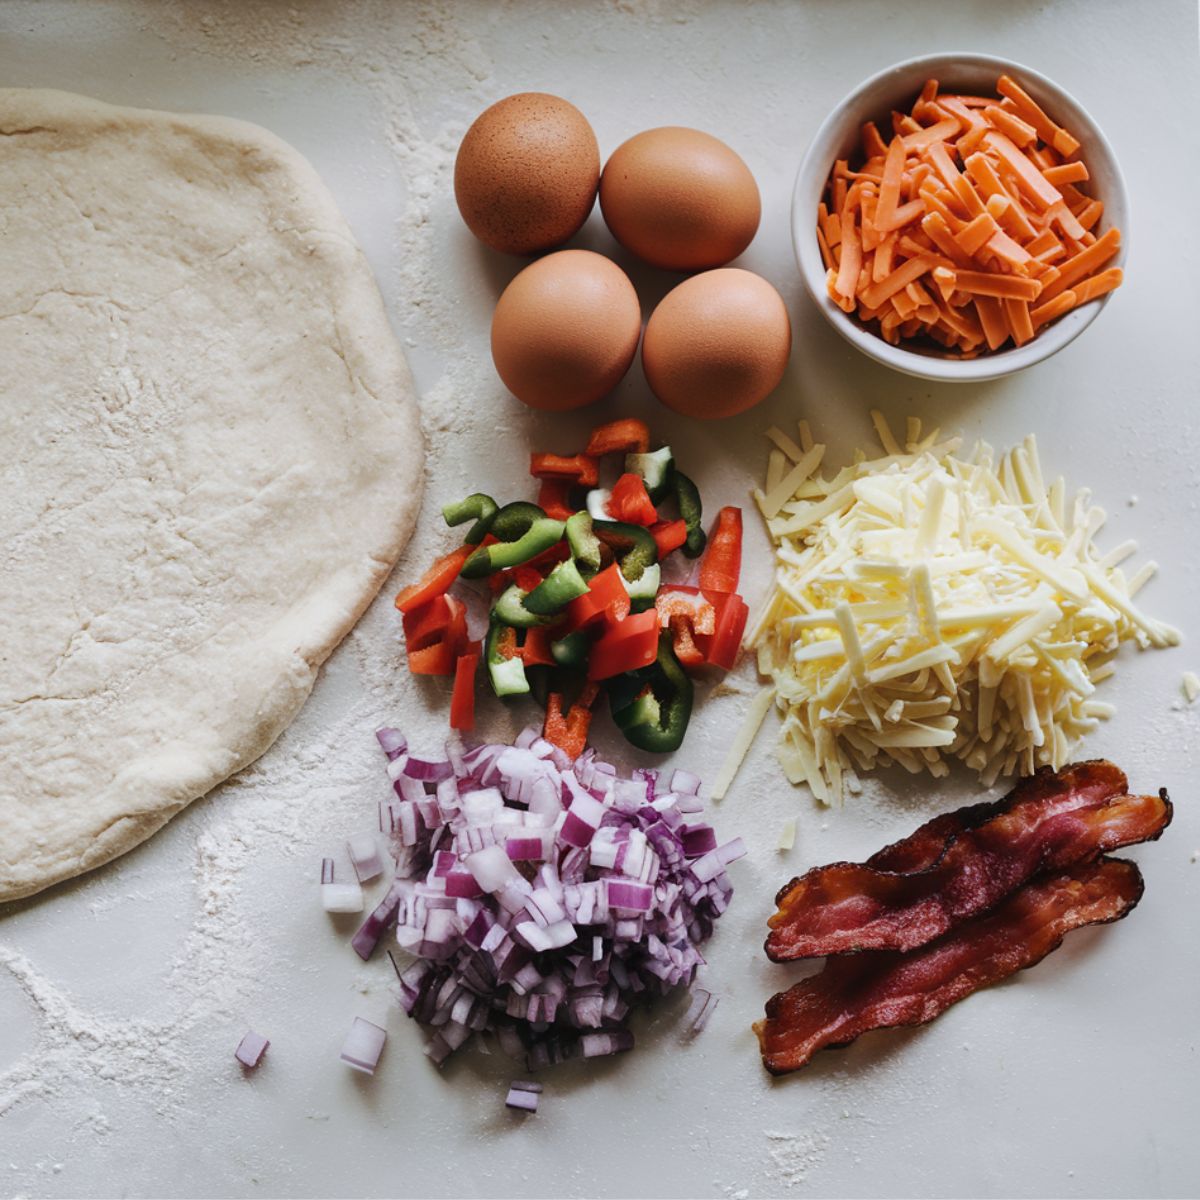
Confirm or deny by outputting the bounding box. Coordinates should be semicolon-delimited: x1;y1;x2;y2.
0;88;425;903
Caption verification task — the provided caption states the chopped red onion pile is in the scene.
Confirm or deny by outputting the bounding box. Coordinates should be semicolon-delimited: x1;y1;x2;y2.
234;1030;269;1069
340;1016;387;1075
357;725;742;1071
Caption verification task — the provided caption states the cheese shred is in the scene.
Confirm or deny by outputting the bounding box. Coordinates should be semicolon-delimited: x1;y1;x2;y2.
750;413;1181;804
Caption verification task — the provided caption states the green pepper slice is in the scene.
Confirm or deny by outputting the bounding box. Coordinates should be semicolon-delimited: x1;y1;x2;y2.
565;510;602;573
525;557;590;615
593;519;659;583
492;583;554;628
461;502;565;579
608;633;694;753
669;471;707;559
625;446;674;503
550;629;591;669
441;492;498;545
486;619;530;697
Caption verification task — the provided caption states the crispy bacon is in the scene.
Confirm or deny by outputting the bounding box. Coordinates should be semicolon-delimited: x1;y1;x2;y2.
866;760;1128;874
766;761;1168;960
756;857;1144;1075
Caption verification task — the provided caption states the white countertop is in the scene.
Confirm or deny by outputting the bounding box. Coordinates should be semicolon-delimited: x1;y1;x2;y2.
2;3;1198;1197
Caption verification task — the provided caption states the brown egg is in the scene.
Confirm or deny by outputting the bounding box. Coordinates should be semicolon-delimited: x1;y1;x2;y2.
454;93;600;256
599;127;761;271
492;250;642;411
642;268;790;419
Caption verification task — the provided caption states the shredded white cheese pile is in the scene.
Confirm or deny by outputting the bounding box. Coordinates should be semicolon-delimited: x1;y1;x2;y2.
746;412;1180;804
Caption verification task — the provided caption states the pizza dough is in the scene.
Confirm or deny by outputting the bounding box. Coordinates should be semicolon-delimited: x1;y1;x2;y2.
0;89;424;902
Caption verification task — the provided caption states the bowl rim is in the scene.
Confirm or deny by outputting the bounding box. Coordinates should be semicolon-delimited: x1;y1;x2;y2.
791;51;1130;383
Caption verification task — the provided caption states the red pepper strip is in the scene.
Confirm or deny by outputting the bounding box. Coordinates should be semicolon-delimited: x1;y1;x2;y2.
766;765;1171;960
407;641;457;675
536;477;576;522
530;452;600;488
587;609;660;680
698;506;743;595
401;594;454;647
649;519;688;558
667;614;705;668
565;563;631;632
543;690;595;760
696;592;748;672
867;759;1129;874
521;625;558;667
608;473;659;527
654;585;716;635
585;417;650;457
756;857;1145;1075
394;545;473;614
450;653;479;730
403;596;469;676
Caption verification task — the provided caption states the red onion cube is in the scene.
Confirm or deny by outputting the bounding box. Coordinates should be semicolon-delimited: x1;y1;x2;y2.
320;857;335;885
322;882;365;914
717;837;747;866
561;791;606;849
465;845;519;893
670;768;701;795
347;834;383;883
505;835;547;861
505;1085;539;1113
234;1030;269;1069
340;1017;387;1075
444;870;483;899
375;727;407;760
588;828;620;869
681;825;718;857
605;880;653;913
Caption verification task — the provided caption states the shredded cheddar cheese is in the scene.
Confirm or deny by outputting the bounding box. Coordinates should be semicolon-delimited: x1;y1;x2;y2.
749;413;1180;805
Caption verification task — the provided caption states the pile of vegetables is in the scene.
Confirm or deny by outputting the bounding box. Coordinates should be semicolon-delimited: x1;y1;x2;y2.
368;725;742;1068
395;418;749;755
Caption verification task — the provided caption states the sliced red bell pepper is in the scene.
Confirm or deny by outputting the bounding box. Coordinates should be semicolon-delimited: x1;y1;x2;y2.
585;417;650;457
608;473;659;527
667;614;706;668
394;545;472;614
521;625;558;667
649;518;688;559
654;585;716;635
450;653;479;730
565;562;631;632
698;506;743;595
403;595;470;676
696;592;749;671
542;686;597;760
407;640;458;675
536;477;576;521
588;609;659;680
530;452;600;488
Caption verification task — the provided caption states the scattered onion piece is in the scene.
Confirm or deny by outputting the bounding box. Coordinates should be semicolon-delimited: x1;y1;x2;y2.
504;1079;543;1113
234;1030;269;1069
340;1017;387;1075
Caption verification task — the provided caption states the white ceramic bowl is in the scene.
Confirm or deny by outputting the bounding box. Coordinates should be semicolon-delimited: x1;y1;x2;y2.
792;52;1129;382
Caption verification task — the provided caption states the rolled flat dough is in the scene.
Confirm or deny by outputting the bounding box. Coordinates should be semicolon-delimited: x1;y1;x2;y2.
0;89;424;902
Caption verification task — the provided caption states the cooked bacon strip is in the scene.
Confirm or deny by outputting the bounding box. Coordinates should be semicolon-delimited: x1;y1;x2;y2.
865;760;1126;874
767;765;1168;960
756;857;1143;1075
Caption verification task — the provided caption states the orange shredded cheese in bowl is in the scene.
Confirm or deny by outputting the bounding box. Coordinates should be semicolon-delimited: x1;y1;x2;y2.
794;55;1128;380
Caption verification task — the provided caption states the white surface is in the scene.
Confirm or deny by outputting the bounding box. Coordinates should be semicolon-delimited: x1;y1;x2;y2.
1;3;1197;1198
